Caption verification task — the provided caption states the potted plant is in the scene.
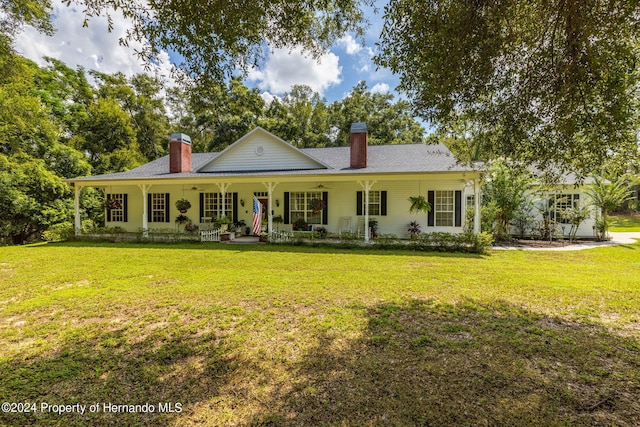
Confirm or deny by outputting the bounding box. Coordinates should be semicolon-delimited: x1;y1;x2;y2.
293;217;308;231
215;216;232;232
185;221;199;233
175;214;190;225
309;198;326;213
408;220;421;240
314;226;328;239
234;220;246;236
369;218;379;238
175;198;192;213
409;195;431;214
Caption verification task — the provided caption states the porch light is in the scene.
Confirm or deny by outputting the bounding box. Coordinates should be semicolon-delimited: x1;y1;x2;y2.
240;199;245;207
275;199;280;207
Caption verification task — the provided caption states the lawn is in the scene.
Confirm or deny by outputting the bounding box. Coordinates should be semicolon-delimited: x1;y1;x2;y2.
610;213;640;231
1;241;639;426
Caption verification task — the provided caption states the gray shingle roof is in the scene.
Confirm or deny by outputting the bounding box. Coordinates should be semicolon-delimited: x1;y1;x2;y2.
70;143;481;182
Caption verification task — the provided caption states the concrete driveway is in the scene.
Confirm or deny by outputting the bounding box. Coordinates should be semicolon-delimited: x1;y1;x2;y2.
494;232;640;251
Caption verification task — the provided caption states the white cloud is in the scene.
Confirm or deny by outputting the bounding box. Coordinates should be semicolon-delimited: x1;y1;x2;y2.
14;0;176;85
259;91;279;105
336;34;361;55
247;47;342;96
371;83;390;94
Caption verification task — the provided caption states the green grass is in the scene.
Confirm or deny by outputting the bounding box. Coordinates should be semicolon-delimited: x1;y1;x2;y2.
610;213;640;231
1;241;639;426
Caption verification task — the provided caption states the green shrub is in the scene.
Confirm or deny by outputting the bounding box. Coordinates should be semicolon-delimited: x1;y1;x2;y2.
43;222;74;242
414;232;493;254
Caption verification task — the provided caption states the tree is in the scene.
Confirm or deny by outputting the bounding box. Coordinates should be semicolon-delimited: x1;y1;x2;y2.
329;81;425;146
268;85;331;148
207;78;265;151
75;97;143;174
586;176;631;239
482;159;531;239
376;0;640;175
33;57;93;137
3;0;372;81
0;154;71;245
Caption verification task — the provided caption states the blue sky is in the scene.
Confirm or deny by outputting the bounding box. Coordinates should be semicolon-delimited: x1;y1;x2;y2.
15;0;401;105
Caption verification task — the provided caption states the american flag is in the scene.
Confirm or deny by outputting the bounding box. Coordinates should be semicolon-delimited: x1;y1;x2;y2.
252;197;262;235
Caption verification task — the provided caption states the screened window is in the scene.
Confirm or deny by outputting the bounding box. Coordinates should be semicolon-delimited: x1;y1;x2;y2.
290;191;323;224
435;191;454;226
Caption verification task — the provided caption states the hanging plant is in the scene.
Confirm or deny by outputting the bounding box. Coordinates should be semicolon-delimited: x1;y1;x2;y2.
408;195;431;214
175;198;192;213
106;198;122;210
309;198;326;213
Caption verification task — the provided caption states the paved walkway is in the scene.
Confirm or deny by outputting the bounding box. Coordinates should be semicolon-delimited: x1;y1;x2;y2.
493;232;640;251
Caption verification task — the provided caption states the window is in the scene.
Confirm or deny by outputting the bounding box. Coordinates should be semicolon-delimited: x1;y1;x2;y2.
202;193;233;219
149;193;169;222
428;190;462;227
106;194;127;222
549;193;580;223
356;191;387;216
363;191;381;216
435;191;454;226
466;194;475;208
290;191;323;224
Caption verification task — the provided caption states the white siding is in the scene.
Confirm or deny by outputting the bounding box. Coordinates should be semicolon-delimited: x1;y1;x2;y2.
104;179;470;237
199;131;325;172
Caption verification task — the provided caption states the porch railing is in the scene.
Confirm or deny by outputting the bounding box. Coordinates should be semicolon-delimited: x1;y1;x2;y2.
269;231;293;243
200;228;221;242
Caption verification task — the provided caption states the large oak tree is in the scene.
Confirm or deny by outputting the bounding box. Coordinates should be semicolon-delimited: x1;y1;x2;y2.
376;0;640;175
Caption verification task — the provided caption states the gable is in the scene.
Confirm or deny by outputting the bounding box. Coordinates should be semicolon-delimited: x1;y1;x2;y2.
198;127;328;173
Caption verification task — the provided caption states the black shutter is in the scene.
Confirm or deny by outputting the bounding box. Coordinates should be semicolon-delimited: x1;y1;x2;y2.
106;194;112;222
356;191;363;215
233;193;238;223
165;193;171;222
147;193;152;222
322;191;328;225
455;190;462;227
381;191;387;216
427;191;435;226
284;192;290;224
199;193;205;222
123;194;128;222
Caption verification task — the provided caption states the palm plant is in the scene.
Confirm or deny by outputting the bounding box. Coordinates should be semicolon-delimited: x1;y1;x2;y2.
586;176;631;240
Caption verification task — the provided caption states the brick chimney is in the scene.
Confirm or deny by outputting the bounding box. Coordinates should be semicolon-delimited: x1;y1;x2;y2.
169;133;192;173
350;122;368;168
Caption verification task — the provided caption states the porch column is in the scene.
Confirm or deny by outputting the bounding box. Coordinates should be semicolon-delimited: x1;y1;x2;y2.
216;183;231;218
474;179;481;234
358;180;376;242
139;184;152;237
74;184;83;236
263;182;279;234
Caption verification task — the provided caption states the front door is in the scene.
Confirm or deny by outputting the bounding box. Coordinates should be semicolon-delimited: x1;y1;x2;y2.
258;198;268;223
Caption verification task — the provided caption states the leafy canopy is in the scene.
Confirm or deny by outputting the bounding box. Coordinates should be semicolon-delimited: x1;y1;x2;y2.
55;0;373;82
376;0;640;175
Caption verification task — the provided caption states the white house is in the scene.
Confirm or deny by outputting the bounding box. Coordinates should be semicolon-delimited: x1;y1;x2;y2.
68;124;483;241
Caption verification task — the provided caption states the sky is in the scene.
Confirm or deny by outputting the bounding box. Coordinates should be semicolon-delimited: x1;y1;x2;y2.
14;0;400;105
